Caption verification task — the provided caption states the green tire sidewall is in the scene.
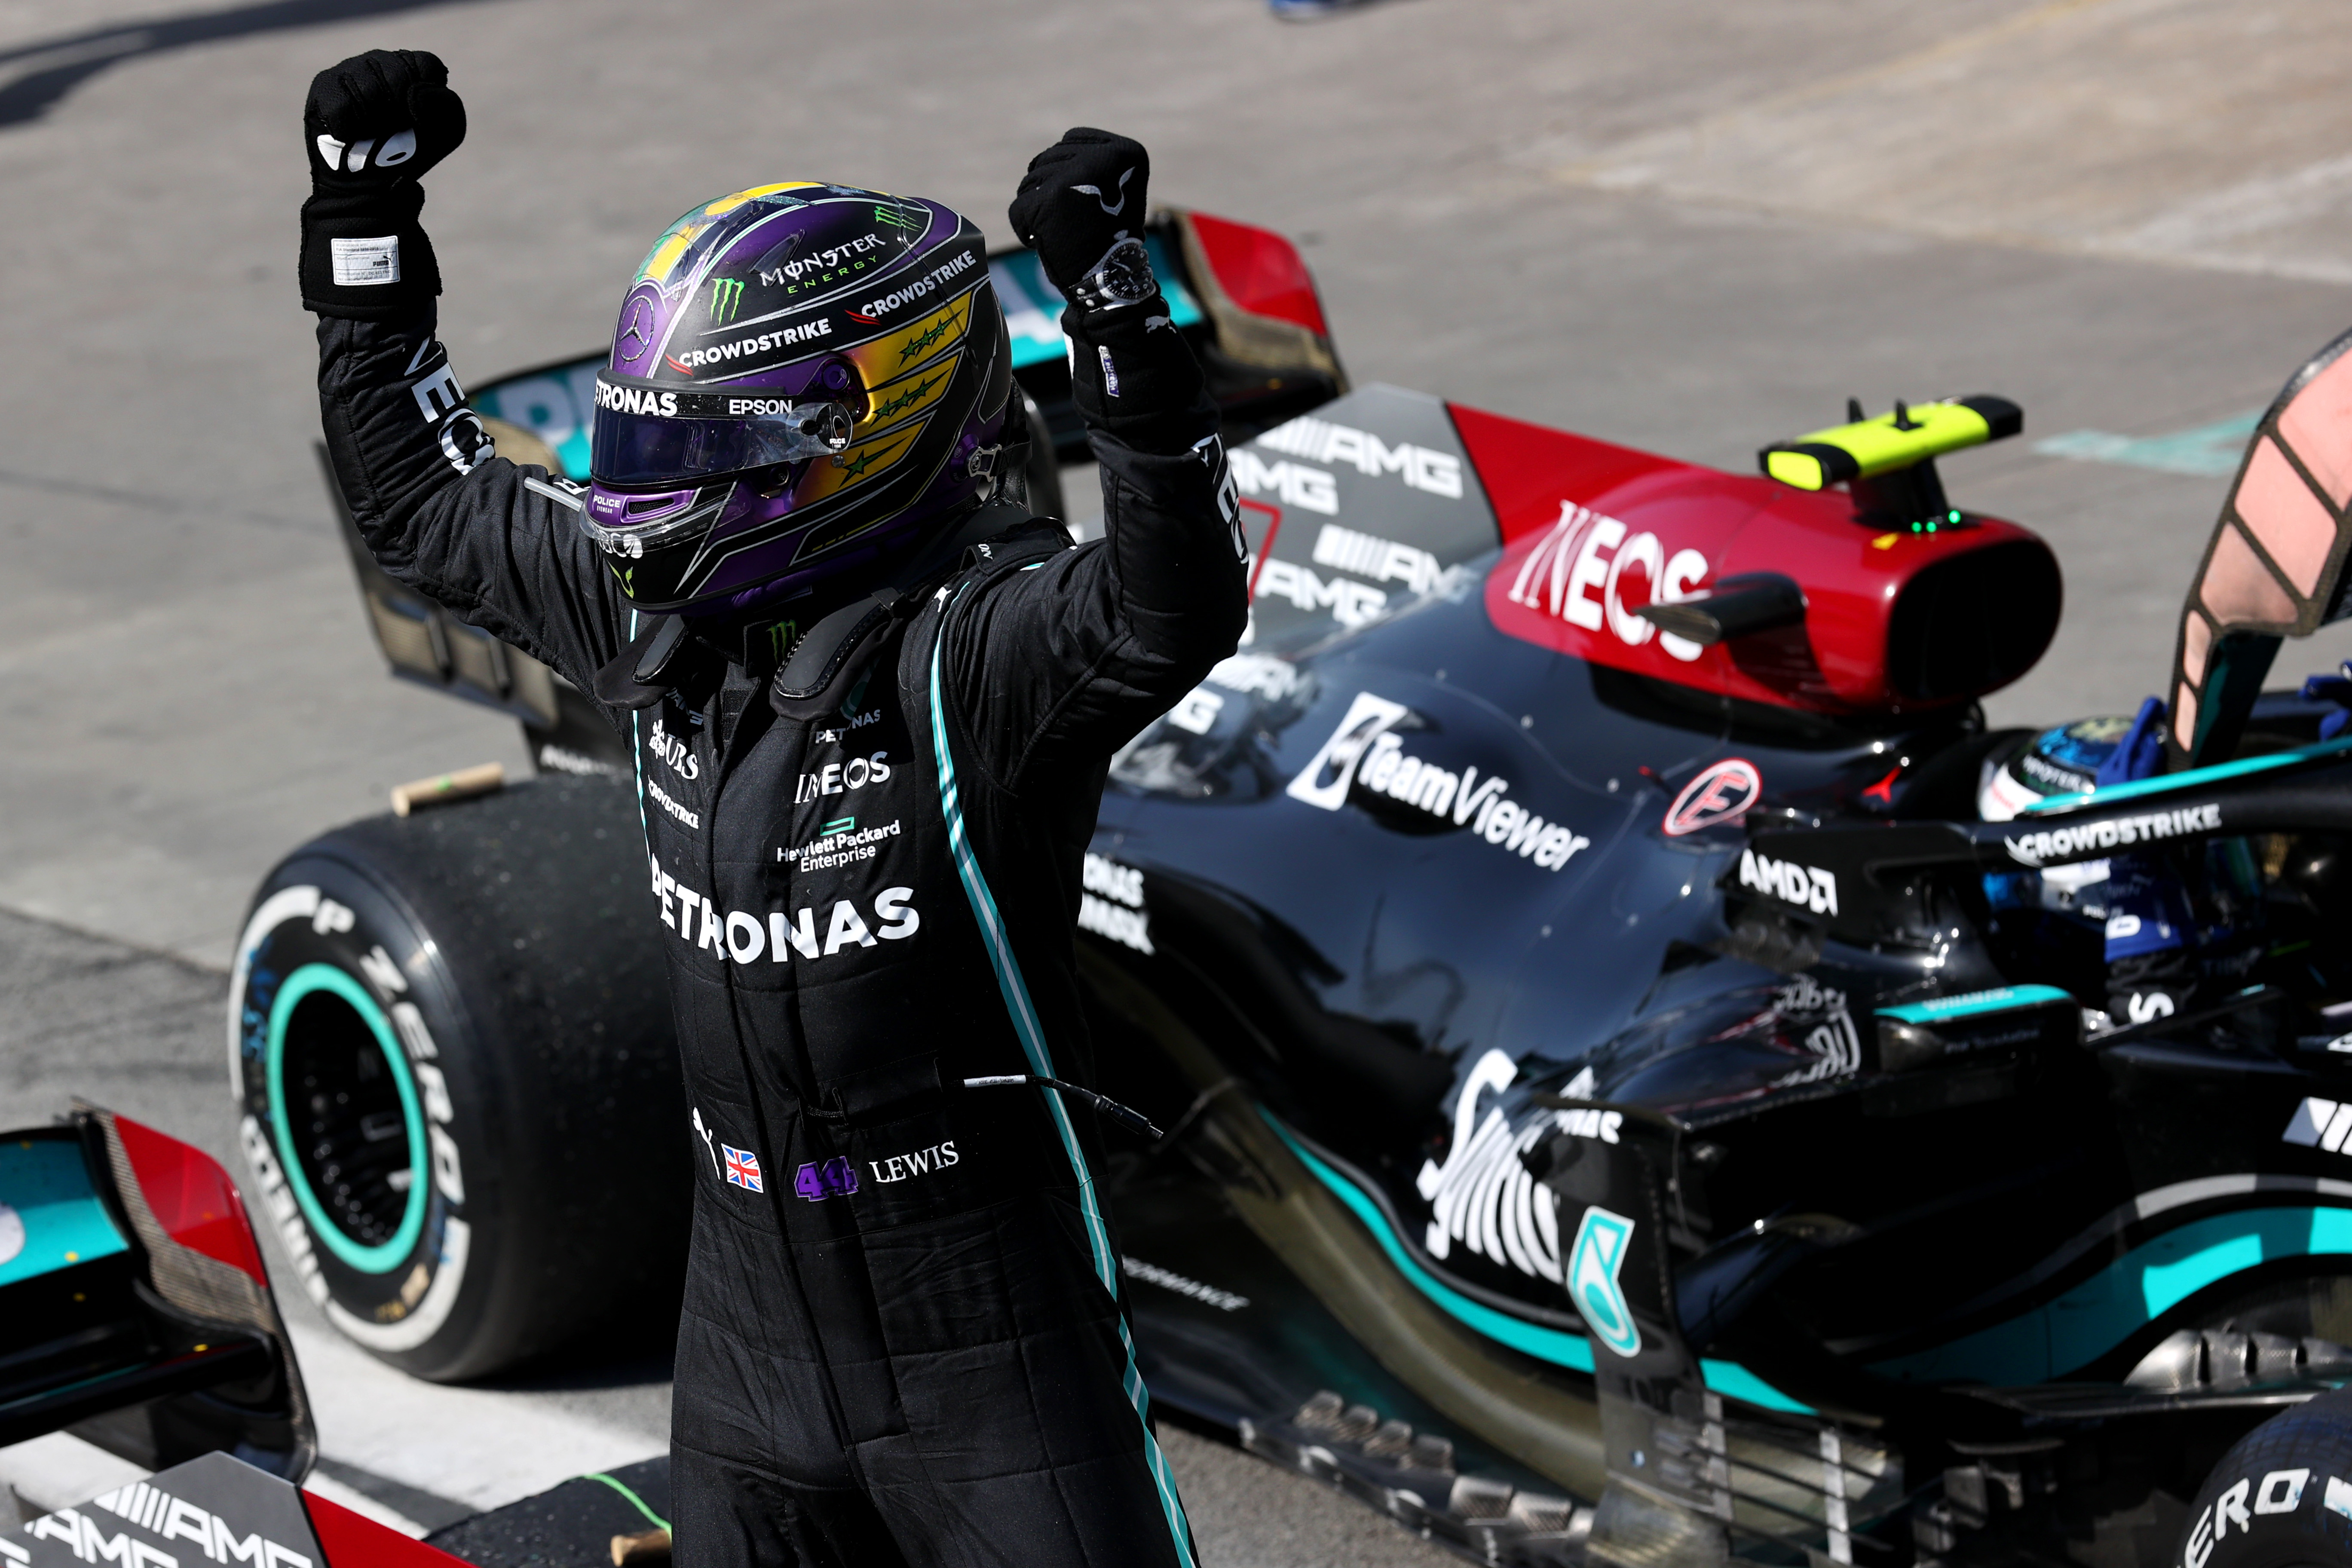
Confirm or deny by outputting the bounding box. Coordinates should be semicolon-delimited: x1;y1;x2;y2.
265;961;430;1274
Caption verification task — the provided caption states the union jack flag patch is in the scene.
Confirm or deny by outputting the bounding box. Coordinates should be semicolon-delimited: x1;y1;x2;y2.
722;1145;764;1192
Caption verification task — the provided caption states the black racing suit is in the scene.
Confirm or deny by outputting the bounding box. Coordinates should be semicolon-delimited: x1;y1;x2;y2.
318;309;1243;1568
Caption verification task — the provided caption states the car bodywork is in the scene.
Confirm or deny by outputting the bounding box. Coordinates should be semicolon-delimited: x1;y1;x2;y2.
0;1106;313;1479
307;208;2352;1564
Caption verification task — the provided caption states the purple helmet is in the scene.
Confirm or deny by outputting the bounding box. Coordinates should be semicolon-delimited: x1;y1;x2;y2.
581;182;1013;613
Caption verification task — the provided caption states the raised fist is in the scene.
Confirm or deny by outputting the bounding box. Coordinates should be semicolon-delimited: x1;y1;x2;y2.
304;49;466;192
298;49;464;317
1007;129;1157;312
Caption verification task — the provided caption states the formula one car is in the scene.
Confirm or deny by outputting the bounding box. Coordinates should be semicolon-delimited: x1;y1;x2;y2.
0;1105;469;1565
240;206;2352;1567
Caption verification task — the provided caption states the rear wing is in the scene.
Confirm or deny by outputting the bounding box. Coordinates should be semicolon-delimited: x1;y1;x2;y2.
326;208;1345;775
0;1106;314;1480
2168;325;2352;768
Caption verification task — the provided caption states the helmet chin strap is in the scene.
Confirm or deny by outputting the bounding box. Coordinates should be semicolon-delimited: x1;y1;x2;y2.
594;496;1043;716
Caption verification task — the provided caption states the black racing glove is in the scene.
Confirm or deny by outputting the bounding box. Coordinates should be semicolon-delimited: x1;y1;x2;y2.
299;49;466;319
1008;129;1210;453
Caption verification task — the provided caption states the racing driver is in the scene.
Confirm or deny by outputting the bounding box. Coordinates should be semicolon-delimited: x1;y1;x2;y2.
298;49;1241;1568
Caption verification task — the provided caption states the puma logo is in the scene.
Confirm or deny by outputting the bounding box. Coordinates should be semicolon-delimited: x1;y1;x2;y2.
1071;166;1135;215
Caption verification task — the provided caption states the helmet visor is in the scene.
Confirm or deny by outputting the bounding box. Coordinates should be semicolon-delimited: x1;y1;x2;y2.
591;376;853;488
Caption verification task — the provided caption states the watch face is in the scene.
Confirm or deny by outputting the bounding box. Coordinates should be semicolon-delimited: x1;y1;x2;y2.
1090;237;1157;304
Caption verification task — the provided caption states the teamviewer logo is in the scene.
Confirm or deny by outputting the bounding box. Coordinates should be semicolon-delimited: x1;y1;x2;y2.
2282;1098;2352;1154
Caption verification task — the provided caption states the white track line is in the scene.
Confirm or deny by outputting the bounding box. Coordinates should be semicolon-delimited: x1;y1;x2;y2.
288;1324;667;1513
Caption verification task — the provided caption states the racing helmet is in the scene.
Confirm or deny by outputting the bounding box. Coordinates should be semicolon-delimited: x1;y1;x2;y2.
583;182;1014;613
1976;715;2140;821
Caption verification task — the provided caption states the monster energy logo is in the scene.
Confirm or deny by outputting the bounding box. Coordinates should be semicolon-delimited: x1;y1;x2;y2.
709;278;744;324
874;204;921;232
873;373;943;421
898;308;962;363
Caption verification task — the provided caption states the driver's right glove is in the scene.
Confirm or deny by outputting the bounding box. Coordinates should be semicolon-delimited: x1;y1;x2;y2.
299;49;466;319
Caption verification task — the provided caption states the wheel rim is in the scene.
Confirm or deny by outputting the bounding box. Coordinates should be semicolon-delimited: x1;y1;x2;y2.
265;963;429;1273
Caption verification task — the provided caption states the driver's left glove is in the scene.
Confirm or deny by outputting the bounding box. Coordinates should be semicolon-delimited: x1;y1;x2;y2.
1009;128;1211;454
298;48;467;319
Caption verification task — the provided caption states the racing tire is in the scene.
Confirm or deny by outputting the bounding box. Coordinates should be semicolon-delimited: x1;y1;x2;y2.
228;775;684;1381
2174;1391;2352;1568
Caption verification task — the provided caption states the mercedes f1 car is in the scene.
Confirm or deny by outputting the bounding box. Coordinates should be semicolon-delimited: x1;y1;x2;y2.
233;205;2352;1567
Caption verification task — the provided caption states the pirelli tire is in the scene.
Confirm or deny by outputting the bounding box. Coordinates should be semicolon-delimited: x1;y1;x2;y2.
2174;1391;2352;1568
227;775;684;1381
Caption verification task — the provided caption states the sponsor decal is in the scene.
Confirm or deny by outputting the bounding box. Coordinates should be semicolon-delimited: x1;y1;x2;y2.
1557;1106;1623;1143
329;234;398;287
647;778;700;830
2180;1467;2330;1568
406;338;490;476
692;1109;720;1179
1231;448;1338;514
1286;692;1591;872
1505;502;1712;663
813;708;882;744
759;232;889;289
594;382;680;418
1123;1256;1249;1312
1767;974;1861;1087
2003;802;2223;867
1568;1206;1642;1357
874;202;922;232
1206;652;1302;701
709;277;744;324
647;716;700;781
1739;848;1839;916
722;1145;764;1192
794;750;893;803
1415;1049;1572;1282
649;854;919;963
617;295;654;360
1310;521;1446;595
1072;166;1136;215
1256;559;1390;628
776;817;900;871
1079;852;1154;955
865;1140;959;1185
37;1479;319;1568
1255;415;1464;499
854;248;980;323
671;318;833;371
2283;1096;2352;1154
1165;687;1224;734
1098;343;1121;398
793;1157;860;1201
1664;758;1761;836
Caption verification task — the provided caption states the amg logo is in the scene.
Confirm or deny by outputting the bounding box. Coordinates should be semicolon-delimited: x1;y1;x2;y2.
1230;449;1338;514
2284;1097;2352;1154
1254;558;1388;628
1255;414;1464;499
1310;521;1444;595
2003;802;2222;867
1739;848;1839;916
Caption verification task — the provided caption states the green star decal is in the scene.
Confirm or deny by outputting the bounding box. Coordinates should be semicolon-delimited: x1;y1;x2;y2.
873;374;943;422
897;308;963;362
836;448;879;479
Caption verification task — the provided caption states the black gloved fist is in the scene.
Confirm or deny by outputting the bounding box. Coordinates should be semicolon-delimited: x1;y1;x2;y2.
299;49;466;320
1007;129;1158;316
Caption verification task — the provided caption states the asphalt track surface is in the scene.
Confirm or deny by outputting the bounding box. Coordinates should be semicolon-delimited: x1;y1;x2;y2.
8;0;2352;1561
